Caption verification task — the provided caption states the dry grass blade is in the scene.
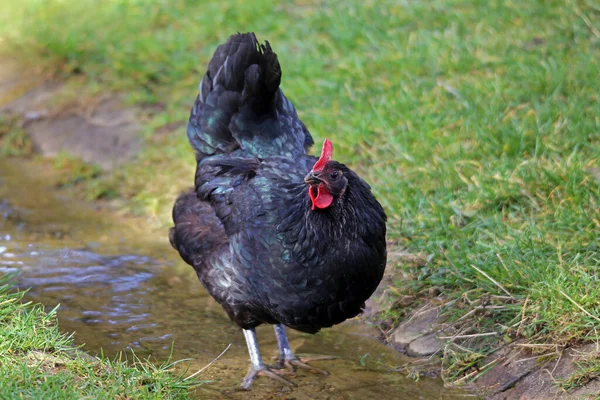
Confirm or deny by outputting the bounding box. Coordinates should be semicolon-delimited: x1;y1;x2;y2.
453;357;502;385
184;343;232;381
514;343;561;349
439;332;499;340
516;297;529;338
469;264;515;300
571;0;600;39
441;248;474;283
559;290;600;323
514;352;560;364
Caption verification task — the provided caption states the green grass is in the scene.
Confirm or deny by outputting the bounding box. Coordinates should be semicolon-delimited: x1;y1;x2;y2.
0;116;33;156
0;275;200;398
2;0;600;388
559;351;600;392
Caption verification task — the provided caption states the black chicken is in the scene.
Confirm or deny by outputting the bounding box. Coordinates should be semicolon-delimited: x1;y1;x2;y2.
170;33;387;389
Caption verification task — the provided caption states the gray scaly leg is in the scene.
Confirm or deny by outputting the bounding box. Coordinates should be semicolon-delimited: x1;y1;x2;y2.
240;328;295;389
273;324;332;375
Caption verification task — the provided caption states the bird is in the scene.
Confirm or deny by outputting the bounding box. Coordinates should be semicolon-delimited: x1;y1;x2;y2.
169;32;387;389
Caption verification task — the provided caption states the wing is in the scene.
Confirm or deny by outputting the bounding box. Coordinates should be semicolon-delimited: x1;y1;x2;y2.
195;152;315;235
169;190;228;267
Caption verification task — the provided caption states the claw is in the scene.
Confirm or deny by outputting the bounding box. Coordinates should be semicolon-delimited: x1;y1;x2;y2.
240;365;297;390
272;325;338;377
266;363;296;375
296;354;339;363
284;357;330;375
273;354;338;375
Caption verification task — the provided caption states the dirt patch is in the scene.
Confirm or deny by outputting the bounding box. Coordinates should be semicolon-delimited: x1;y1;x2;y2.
0;59;141;170
373;292;600;399
389;304;444;357
368;246;600;399
483;343;600;400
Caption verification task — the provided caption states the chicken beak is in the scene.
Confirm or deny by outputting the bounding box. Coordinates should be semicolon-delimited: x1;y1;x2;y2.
304;171;323;185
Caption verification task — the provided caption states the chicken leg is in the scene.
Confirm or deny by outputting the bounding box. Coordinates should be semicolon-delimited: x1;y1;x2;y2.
273;324;334;375
240;328;295;390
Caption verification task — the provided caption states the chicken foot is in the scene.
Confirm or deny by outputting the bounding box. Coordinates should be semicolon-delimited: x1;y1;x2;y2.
240;328;296;390
272;324;336;375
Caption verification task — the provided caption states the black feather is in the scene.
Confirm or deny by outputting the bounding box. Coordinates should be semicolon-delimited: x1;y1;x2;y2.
171;33;387;334
187;32;312;160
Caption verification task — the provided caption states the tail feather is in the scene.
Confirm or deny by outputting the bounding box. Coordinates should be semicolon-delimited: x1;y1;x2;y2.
187;32;313;161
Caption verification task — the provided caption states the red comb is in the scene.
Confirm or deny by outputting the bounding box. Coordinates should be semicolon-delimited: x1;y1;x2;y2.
312;139;333;171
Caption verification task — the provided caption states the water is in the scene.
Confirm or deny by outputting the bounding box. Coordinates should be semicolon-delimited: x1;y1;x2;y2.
0;158;471;399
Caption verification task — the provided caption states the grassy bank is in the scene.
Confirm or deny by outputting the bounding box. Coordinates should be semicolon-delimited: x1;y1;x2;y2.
0;276;198;398
1;0;600;388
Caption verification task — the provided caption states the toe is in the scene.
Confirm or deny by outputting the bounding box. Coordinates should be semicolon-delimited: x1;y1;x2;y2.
240;365;297;389
258;369;297;387
299;354;338;362
286;359;330;375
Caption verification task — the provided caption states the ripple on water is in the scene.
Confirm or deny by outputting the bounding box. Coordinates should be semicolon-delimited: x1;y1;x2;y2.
3;243;163;336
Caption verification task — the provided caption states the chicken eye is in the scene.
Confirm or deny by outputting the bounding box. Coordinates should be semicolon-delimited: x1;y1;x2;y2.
330;171;339;180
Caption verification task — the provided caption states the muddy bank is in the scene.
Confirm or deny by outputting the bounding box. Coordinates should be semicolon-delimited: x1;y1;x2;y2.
373;286;600;399
0;59;140;170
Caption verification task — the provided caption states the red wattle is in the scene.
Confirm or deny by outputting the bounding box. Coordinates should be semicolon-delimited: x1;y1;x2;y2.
309;184;333;210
